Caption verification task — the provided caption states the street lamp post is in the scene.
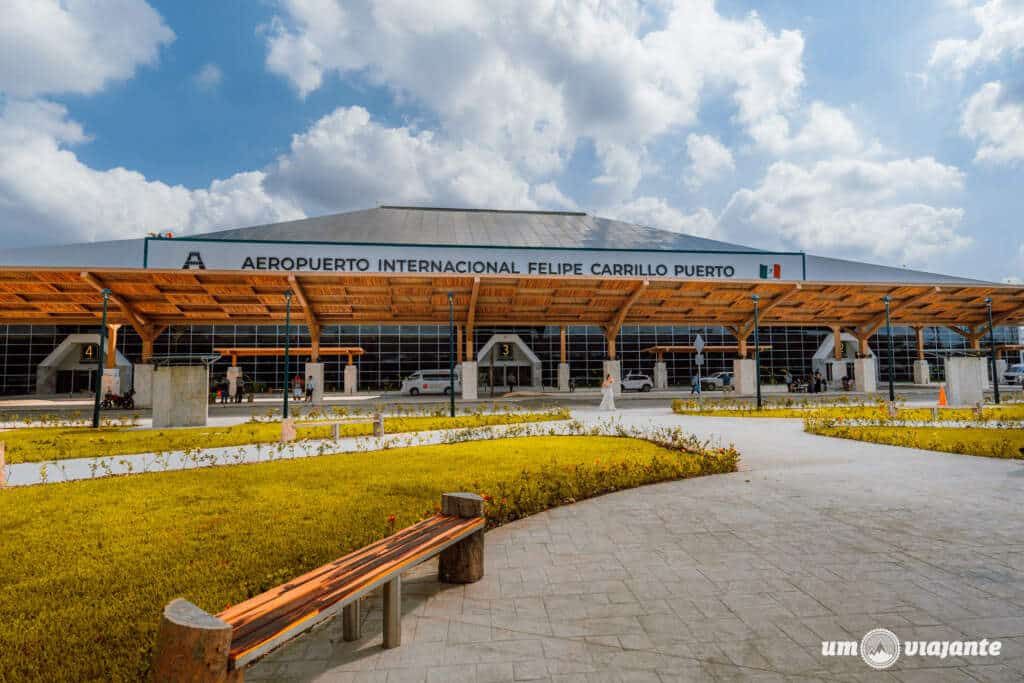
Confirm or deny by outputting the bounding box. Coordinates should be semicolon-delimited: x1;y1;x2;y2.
448;292;456;417
751;294;762;410
92;288;111;428
985;297;1000;405
283;289;292;419
883;295;895;402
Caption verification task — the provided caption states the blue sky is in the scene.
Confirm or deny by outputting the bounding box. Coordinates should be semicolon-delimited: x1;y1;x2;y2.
1;0;1022;282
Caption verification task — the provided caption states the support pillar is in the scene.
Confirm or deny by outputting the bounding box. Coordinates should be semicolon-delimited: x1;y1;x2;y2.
603;360;621;397
461;361;478;400
101;368;120;397
653;361;668;390
152;365;209;428
912;360;931;385
344;363;358;395
305;362;324;404
141;337;155;363
456;324;463;366
105;324;120;369
995;359;1008;385
732;358;756;395
915;327;926;361
132;363;154;408
853;358;876;393
558;363;570;391
944;357;985;406
833;326;843;360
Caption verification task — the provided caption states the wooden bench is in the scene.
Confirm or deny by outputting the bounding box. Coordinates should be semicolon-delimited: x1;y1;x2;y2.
151;492;485;682
282;414;385;442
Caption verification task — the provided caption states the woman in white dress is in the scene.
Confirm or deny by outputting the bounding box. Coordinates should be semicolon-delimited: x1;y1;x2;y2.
599;373;616;411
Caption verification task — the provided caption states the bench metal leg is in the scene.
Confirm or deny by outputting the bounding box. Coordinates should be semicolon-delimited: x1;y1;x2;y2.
342;599;361;642
382;577;401;649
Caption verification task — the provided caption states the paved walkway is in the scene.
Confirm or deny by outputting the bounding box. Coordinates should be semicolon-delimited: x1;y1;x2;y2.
247;407;1024;682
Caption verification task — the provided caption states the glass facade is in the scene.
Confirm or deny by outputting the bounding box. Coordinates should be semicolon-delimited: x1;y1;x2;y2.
1;323;1019;395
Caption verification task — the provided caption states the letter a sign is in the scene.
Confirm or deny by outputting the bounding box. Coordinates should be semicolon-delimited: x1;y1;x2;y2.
182;251;206;270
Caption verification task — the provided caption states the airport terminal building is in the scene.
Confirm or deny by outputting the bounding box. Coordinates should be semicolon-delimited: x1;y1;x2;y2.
0;205;1020;397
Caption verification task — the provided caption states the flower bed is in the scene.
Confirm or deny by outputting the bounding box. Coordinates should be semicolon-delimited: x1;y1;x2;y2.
0;433;738;682
803;423;1024;459
1;408;569;464
672;398;1024;423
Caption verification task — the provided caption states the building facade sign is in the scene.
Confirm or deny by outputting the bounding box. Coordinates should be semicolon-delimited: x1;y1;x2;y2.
145;238;805;281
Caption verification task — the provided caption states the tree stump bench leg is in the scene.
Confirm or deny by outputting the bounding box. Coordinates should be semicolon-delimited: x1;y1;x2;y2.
438;492;485;584
373;414;385;438
151;598;235;682
342;599;361;642
383;577;401;649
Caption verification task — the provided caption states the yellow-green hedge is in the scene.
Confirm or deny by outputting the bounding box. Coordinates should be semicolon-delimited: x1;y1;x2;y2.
2;409;569;464
0;435;738;682
804;423;1024;459
672;399;1024;423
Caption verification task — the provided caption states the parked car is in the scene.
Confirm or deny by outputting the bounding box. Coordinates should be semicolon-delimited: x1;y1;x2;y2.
1004;363;1024;385
701;371;733;390
621;372;654;392
400;369;461;395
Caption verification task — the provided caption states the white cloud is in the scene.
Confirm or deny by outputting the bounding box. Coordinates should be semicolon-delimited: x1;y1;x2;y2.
193;63;223;91
720;157;970;265
684;134;734;188
962;81;1024;164
531;183;579;211
752;102;866;156
604;197;716;237
0;0;174;97
0;101;303;246
930;0;1024;76
263;106;536;214
264;0;806;187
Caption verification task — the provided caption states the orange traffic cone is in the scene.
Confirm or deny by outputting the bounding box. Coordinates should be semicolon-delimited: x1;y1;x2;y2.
938;384;947;407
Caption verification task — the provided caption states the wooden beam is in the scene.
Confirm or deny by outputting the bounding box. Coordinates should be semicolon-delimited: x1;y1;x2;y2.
990;301;1024;329
608;280;649;335
914;327;925;361
735;284;802;338
859;286;941;337
833;326;842;361
80;271;148;332
287;275;320;360
106;324;121;369
559;325;566;364
465;277;480;361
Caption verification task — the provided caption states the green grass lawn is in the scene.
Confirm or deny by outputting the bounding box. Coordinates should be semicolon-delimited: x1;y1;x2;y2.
0;435;737;682
0;410;567;464
804;424;1024;459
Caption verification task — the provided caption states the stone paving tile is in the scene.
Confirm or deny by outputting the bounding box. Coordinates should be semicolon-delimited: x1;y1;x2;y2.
247;407;1024;682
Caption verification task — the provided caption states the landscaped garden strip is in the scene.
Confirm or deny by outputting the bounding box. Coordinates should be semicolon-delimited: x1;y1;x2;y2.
0;409;569;464
802;423;1024;459
0;434;738;682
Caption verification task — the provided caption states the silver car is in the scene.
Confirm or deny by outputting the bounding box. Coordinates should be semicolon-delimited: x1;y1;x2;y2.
621;373;654;392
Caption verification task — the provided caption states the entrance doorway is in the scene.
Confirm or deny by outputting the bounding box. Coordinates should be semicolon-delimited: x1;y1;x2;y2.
55;369;95;394
477;334;543;391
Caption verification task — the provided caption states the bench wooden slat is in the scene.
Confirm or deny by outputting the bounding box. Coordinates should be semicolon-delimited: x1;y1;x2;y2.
219;515;457;625
221;514;484;663
224;516;465;639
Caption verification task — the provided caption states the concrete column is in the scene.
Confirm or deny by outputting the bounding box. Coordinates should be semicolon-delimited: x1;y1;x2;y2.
653;361;668;389
461;361;478;400
344;365;358;395
226;366;243;400
152;365;209;428
557;363;570;391
101;368;120;396
304;362;324;404
133;363;154;408
912;360;930;385
603;360;621;397
995;359;1008;384
854;358;876;393
945;357;985;406
732;358;756;395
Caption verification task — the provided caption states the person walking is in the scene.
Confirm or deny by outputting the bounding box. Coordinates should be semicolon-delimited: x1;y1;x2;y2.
305;375;315;403
292;373;303;401
599;373;616;410
690;373;701;395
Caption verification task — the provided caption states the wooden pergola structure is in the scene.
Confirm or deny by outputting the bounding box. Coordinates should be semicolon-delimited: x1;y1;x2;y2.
215;347;365;366
1;268;1022;369
641;345;772;361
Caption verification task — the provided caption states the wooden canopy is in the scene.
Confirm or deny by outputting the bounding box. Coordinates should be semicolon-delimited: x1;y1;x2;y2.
1;268;1022;358
215;347;364;365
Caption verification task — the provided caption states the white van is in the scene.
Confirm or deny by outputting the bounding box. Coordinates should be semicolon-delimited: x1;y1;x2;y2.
400;369;462;395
